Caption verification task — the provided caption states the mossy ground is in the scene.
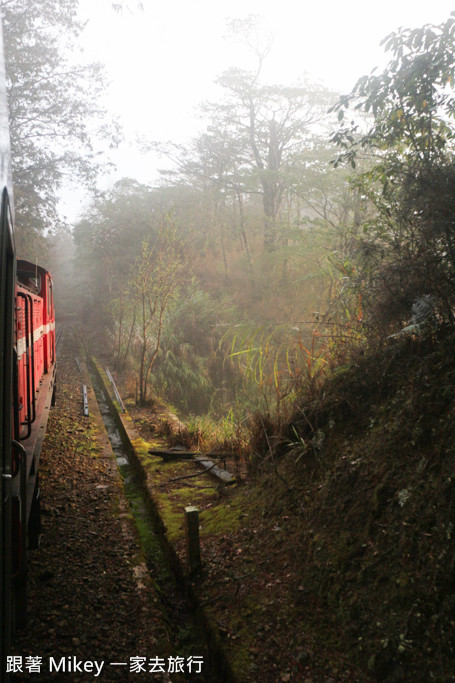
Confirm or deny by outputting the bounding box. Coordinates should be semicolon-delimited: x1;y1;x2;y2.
123;416;364;681
130;434;242;547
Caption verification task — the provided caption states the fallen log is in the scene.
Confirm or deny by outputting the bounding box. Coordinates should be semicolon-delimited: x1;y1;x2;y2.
149;449;236;484
148;448;233;462
148;448;196;460
194;456;236;484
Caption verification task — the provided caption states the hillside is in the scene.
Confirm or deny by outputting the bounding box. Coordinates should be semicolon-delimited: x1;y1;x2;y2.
257;327;455;681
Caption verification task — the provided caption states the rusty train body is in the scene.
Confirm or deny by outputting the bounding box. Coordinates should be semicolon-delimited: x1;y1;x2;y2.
0;24;56;681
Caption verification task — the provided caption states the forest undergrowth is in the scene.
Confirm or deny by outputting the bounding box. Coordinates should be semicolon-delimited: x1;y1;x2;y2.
110;321;455;681
240;325;455;680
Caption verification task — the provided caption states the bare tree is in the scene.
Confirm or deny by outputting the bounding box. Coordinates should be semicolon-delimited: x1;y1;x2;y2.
131;224;183;403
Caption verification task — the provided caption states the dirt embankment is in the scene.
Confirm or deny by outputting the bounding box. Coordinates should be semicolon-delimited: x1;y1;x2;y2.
245;330;455;682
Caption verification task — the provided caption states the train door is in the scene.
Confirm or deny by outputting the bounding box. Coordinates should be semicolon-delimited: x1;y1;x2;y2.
0;189;15;681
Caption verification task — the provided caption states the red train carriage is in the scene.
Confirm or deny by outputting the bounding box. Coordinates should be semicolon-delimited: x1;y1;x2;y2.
15;260;56;439
12;261;56;613
1;223;57;673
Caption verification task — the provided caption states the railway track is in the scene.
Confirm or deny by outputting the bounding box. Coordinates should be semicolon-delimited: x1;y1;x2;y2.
87;360;225;683
13;328;228;682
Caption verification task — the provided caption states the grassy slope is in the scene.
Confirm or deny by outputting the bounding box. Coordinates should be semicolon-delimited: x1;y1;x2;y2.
269;328;455;681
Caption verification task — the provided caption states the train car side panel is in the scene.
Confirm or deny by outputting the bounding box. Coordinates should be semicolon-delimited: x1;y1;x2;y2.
0;190;15;681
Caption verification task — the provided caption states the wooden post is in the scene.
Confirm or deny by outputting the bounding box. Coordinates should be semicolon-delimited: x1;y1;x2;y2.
184;506;201;573
82;385;89;417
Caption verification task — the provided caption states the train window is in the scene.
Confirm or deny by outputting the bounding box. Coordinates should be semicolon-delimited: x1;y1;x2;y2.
17;269;41;293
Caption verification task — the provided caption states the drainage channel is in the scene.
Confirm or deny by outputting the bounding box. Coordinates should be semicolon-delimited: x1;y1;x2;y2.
89;370;222;683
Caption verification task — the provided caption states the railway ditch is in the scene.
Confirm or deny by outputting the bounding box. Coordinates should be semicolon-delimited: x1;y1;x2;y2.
87;358;230;683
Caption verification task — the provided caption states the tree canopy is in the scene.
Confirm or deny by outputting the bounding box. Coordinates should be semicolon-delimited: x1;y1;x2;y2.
2;0;120;260
333;14;455;169
330;13;455;331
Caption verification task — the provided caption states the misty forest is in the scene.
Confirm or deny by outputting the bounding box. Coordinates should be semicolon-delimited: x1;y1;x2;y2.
6;0;455;681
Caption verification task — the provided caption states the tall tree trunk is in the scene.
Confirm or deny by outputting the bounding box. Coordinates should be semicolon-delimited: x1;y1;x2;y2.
115;307;123;371
139;294;147;403
261;121;281;251
220;229;229;282
236;190;255;286
139;344;146;404
263;188;277;251
121;310;136;369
